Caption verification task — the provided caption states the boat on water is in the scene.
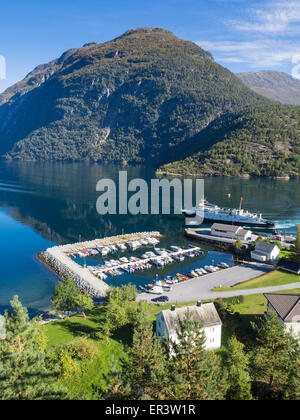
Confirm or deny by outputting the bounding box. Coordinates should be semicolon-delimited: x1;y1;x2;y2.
182;198;275;228
173;254;185;262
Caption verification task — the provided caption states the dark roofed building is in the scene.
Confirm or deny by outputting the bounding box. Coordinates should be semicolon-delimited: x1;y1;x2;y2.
251;241;280;262
277;259;300;275
264;293;300;341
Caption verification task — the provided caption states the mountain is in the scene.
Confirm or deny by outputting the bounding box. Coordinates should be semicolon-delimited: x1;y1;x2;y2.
236;71;300;105
158;104;300;178
0;27;264;164
0;28;300;178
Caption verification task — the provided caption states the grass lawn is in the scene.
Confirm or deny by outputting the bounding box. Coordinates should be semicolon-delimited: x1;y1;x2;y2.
43;306;107;350
43;301;199;399
279;250;297;261
43;289;300;398
212;270;300;292
59;337;127;399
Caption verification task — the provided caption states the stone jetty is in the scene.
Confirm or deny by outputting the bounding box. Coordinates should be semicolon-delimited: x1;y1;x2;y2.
40;231;161;298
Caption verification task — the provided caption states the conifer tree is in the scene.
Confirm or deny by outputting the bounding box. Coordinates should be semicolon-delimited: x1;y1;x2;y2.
295;224;300;262
224;336;253;400
124;305;168;399
0;296;65;400
95;356;131;400
251;311;300;398
167;310;228;400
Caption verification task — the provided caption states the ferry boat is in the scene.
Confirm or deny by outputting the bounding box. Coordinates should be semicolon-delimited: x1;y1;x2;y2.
182;198;275;228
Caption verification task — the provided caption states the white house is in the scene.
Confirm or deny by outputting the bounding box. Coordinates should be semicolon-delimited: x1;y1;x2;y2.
251;241;280;262
211;223;252;241
156;301;222;351
264;293;300;341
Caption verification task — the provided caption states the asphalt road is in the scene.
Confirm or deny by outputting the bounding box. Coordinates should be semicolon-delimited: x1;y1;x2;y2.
136;263;300;303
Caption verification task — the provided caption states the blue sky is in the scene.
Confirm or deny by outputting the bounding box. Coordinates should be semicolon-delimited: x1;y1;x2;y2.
1;0;300;93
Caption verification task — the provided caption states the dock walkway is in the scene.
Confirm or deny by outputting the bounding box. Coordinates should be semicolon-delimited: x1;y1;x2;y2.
93;248;201;275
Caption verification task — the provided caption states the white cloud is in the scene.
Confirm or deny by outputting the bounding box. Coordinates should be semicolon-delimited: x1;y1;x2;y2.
197;1;300;70
198;39;300;68
227;1;300;34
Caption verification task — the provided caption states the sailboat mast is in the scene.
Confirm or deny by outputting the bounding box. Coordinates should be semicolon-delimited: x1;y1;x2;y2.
239;197;244;210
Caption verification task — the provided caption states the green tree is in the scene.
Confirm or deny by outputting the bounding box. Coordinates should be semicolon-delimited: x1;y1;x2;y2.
295;224;300;262
103;284;138;337
51;276;80;314
167;310;228;400
251;311;300;398
51;277;94;318
124;305;168;399
234;238;243;251
224;336;253;400
75;291;94;320
0;296;64;400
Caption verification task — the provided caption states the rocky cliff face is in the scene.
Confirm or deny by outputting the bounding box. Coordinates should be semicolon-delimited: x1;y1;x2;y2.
236;70;300;105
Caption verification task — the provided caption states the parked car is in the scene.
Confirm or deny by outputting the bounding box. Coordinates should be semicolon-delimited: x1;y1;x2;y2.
151;296;169;303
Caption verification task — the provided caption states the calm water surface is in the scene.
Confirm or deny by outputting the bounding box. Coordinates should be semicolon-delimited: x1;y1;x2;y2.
0;161;299;314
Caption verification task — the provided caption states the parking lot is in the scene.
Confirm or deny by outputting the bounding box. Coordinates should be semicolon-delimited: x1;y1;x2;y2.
137;262;277;302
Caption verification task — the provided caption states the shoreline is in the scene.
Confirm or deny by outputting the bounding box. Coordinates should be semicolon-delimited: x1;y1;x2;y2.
156;170;296;180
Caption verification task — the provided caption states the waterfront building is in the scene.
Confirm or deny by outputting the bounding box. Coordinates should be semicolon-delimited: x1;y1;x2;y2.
211;223;252;241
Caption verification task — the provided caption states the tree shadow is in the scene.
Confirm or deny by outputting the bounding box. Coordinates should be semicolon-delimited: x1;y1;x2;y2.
221;311;264;346
111;323;134;347
57;319;98;337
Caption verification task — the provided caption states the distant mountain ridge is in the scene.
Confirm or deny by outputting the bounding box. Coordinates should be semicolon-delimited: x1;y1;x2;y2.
236;71;300;105
0;28;300;178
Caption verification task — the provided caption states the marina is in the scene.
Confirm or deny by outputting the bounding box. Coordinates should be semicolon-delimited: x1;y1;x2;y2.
39;232;162;298
61;232;236;295
0;161;299;313
86;246;204;284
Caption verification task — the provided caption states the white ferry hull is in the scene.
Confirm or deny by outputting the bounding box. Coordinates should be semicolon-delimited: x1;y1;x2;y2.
182;212;275;228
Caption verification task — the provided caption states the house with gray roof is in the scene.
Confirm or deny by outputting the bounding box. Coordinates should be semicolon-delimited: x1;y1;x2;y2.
156;301;222;351
251;241;280;262
211;223;252;241
264;293;300;341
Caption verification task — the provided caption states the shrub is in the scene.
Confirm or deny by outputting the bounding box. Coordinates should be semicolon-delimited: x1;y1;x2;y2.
68;338;99;360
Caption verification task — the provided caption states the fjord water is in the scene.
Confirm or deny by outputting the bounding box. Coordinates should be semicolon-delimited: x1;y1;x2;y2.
0;160;299;314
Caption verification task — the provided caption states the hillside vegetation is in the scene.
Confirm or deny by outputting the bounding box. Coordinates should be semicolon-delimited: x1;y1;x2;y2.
0;27;264;165
158;104;300;178
0;28;300;178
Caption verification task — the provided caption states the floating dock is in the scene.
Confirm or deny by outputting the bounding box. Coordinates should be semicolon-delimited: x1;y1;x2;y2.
89;247;201;277
39;231;161;298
